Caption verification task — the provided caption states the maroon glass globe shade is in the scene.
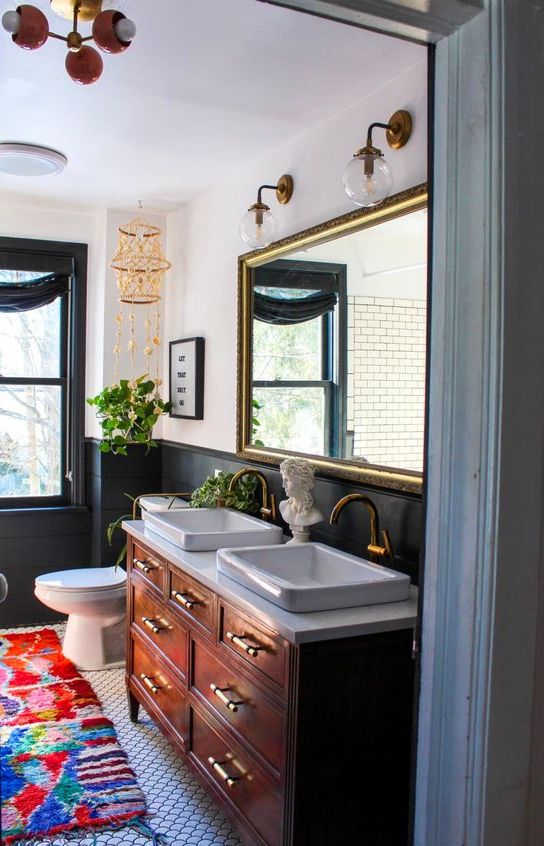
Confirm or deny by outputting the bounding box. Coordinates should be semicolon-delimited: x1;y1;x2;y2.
92;10;129;54
65;45;103;85
14;4;48;50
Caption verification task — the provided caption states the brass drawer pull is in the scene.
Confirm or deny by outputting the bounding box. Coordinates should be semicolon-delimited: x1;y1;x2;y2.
140;673;160;695
208;756;239;788
210;683;243;713
134;558;155;574
226;631;262;658
141;616;162;634
171;589;200;610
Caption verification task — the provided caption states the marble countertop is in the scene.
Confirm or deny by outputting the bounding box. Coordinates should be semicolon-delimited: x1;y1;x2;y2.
123;520;418;645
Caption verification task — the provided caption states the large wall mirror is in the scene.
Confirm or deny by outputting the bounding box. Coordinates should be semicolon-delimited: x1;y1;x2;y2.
237;183;428;493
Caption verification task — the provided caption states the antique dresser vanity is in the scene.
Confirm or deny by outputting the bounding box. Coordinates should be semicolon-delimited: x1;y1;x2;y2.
124;521;417;846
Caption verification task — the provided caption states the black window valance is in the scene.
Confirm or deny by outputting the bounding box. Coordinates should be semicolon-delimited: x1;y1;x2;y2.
253;266;339;292
254;289;338;325
0;273;71;313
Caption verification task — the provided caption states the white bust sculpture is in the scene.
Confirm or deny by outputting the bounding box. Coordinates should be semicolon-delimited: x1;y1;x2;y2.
279;457;323;544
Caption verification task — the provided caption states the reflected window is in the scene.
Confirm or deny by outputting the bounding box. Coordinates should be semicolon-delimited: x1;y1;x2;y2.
251;259;347;456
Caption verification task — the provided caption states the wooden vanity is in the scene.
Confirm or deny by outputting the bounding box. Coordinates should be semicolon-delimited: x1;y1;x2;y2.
124;522;417;846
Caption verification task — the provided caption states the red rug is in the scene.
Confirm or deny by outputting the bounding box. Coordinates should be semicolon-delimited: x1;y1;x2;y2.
0;629;152;844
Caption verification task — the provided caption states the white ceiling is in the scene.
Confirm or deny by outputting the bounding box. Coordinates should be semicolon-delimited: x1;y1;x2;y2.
0;0;424;211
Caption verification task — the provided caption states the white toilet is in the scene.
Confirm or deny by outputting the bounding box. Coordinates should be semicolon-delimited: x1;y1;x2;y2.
34;567;127;671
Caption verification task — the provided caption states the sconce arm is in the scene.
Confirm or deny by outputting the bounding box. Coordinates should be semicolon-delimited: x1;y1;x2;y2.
366;121;392;147
256;184;282;205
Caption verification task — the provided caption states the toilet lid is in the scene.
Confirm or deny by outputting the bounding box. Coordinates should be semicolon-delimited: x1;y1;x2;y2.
35;567;127;591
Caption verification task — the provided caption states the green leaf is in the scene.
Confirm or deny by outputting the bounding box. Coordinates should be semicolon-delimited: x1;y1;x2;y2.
114;544;127;568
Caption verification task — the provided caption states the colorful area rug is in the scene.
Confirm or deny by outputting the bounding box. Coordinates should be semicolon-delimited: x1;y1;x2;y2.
0;629;151;845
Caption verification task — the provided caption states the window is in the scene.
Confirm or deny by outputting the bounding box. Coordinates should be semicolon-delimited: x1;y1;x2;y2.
0;238;87;507
251;260;346;457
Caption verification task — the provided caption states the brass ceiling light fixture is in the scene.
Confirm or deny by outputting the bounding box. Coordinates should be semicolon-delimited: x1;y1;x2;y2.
1;1;137;85
240;174;294;249
343;110;412;207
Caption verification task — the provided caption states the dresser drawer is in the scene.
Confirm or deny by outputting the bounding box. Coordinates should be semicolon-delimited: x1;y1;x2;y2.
190;706;282;846
131;637;187;744
219;603;289;689
131;542;166;594
168;567;215;634
132;581;188;680
192;640;284;773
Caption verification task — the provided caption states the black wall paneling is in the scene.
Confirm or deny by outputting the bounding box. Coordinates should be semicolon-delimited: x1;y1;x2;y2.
86;441;162;567
0;507;90;627
160;440;422;583
2;439;422;628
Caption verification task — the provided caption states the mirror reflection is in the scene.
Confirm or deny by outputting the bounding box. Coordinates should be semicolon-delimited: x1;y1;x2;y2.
249;200;427;474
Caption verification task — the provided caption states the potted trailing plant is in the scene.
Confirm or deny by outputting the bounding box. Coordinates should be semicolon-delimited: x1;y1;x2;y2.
106;473;258;567
87;375;172;455
190;471;258;513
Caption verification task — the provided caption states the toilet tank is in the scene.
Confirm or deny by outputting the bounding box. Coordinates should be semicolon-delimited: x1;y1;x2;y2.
139;495;191;522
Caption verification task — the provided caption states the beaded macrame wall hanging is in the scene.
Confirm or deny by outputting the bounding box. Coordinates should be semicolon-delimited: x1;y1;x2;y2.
109;216;171;383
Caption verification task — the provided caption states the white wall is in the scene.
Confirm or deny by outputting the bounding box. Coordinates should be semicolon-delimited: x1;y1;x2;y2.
162;59;428;452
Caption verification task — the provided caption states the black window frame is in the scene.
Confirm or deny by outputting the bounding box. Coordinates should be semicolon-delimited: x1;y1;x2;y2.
0;237;87;509
252;259;347;458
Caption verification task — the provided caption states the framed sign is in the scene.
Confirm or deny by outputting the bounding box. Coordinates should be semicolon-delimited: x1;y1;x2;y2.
169;337;205;419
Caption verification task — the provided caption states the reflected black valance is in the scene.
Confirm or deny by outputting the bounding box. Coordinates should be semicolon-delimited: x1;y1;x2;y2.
254;290;338;325
0;273;71;313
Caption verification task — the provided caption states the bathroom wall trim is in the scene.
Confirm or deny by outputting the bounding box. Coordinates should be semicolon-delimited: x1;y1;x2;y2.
419;4;544;846
258;0;483;42
264;1;543;844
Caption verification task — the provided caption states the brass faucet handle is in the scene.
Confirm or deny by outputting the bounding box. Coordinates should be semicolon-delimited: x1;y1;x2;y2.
216;496;227;508
382;528;395;563
260;493;277;522
367;529;395;565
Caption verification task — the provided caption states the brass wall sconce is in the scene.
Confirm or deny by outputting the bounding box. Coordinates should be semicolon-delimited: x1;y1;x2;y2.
343;110;412;207
240;174;294;249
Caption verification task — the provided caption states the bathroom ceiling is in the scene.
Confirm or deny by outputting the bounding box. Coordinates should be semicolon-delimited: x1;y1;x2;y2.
0;0;425;211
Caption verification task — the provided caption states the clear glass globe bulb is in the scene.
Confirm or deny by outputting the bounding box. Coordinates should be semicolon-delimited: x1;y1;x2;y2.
114;17;136;42
2;10;20;34
240;208;277;249
343;153;393;207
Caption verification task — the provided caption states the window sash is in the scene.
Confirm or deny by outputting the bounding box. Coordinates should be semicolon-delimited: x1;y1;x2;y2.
253;379;334;455
0;237;86;509
0;378;68;505
0;285;69;503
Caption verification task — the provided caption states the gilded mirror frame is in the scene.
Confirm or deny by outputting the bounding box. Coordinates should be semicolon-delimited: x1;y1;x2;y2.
237;182;428;494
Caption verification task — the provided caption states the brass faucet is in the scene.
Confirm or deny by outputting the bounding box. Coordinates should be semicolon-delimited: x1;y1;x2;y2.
329;493;395;565
228;468;277;522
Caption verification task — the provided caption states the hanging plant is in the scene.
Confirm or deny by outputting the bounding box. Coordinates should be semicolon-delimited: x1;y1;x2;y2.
87;375;172;455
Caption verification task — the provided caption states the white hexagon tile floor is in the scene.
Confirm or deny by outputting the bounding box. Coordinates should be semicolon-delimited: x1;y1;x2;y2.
1;624;243;846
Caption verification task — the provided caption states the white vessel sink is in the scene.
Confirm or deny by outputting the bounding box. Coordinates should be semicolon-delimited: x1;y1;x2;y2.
216;543;410;612
144;507;283;551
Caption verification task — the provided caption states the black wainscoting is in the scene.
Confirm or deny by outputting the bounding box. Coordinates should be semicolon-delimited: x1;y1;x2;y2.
0;507;91;627
1;440;422;628
161;441;422;583
86;441;162;568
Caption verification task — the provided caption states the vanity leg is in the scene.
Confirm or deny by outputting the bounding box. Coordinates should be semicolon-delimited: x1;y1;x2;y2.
127;689;140;723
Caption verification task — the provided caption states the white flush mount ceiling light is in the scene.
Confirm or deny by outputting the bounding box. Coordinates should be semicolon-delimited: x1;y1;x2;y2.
0;143;68;176
1;1;136;85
